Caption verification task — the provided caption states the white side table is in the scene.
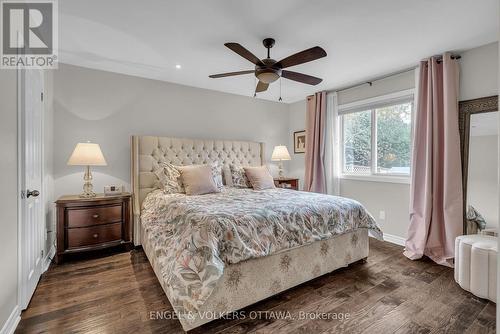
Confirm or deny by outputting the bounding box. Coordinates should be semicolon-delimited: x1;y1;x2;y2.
455;234;497;302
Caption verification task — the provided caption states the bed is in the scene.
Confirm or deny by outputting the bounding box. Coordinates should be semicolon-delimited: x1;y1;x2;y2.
131;136;382;331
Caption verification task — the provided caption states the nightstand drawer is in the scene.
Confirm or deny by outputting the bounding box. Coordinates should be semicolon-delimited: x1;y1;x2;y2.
67;205;122;228
67;223;122;248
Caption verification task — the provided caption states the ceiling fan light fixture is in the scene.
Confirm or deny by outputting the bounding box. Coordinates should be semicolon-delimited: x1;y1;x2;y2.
256;70;280;84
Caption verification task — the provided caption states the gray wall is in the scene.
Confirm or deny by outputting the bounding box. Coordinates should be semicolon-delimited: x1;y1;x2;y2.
0;70;19;328
340;180;410;238
338;70;415;105
459;42;499;101
288;99;306;189
53;64;289;199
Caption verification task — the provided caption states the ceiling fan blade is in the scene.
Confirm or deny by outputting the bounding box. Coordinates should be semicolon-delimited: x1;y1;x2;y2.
225;43;264;66
209;70;254;78
255;81;269;93
276;46;327;69
282;70;323;85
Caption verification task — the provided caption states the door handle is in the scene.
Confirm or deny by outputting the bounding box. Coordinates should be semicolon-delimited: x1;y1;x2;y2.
26;189;40;198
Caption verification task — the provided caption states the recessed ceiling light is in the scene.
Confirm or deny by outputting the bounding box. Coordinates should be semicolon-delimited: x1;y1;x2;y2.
175;64;181;69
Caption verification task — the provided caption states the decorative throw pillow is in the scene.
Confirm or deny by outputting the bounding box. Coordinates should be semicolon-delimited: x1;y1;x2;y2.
154;162;184;193
178;165;219;195
244;166;275;190
210;162;224;190
230;164;251;188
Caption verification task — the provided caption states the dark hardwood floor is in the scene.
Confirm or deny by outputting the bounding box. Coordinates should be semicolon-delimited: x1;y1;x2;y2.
16;239;496;334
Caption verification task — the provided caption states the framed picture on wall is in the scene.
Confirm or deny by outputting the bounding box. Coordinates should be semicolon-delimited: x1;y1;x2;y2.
294;130;306;154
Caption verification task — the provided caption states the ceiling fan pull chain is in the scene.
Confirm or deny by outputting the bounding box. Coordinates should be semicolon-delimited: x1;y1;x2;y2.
279;77;283;102
254;76;257;97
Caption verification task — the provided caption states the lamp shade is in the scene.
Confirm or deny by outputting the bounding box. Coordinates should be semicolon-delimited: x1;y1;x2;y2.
271;145;291;161
67;143;107;166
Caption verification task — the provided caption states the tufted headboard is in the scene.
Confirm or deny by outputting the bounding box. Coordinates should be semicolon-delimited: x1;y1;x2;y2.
130;135;265;244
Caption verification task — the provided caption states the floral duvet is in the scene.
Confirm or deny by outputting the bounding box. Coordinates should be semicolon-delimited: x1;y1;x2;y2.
141;187;382;313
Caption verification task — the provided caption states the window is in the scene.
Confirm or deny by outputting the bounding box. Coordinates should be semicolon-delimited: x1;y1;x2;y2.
341;93;413;179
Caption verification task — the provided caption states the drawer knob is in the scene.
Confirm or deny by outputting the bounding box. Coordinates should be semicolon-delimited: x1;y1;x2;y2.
92;214;99;218
93;233;99;238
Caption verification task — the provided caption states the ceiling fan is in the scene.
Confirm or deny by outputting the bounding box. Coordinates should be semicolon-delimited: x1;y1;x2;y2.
209;38;327;96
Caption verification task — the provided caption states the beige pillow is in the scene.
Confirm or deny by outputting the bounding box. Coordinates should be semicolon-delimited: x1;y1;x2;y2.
179;165;219;195
244;166;276;190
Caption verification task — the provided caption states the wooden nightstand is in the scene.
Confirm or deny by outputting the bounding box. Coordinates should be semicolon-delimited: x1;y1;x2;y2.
55;193;132;264
274;178;299;190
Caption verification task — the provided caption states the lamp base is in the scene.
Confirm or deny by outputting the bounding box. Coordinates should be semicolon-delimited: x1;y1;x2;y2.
79;192;96;198
79;166;97;198
278;161;285;179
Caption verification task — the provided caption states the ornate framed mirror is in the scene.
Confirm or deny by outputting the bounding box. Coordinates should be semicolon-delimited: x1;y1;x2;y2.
458;95;498;235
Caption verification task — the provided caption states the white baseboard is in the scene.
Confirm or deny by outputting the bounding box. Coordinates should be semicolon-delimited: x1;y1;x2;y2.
382;233;406;246
43;245;55;273
0;306;20;334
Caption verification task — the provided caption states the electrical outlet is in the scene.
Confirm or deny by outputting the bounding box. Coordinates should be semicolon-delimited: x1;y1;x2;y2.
379;210;386;220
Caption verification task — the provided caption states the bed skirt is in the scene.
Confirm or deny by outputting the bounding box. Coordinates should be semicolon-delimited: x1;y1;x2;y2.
141;226;369;331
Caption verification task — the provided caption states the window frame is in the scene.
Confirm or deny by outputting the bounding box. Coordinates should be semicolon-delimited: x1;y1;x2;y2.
339;89;414;184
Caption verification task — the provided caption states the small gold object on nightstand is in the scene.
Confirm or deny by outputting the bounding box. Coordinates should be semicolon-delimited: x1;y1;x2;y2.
67;142;107;198
271;145;291;179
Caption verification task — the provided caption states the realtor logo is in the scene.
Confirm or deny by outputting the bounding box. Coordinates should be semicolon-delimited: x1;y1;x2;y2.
1;0;58;68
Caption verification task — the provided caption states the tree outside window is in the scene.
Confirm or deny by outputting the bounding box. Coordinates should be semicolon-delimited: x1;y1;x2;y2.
342;100;412;176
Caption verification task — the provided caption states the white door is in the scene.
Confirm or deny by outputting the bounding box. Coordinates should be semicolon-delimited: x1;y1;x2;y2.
19;68;45;309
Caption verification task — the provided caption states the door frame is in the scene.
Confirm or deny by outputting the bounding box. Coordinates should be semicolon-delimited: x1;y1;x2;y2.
17;68;46;310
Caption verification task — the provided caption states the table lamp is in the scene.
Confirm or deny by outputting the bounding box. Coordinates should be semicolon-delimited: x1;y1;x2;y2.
67;142;107;198
271;145;291;179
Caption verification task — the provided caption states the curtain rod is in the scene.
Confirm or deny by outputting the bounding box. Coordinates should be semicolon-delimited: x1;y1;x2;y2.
328;55;461;94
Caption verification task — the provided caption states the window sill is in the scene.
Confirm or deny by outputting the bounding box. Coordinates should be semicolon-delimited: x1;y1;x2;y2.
340;174;410;184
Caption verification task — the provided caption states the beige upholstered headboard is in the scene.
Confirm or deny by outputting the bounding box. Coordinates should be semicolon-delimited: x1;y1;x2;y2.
130;135;265;244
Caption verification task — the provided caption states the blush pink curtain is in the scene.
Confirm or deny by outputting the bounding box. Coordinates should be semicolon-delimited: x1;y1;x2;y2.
304;91;327;193
404;53;463;266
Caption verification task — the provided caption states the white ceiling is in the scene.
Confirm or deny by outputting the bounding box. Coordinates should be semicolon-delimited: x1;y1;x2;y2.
59;0;499;103
470;112;499;136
